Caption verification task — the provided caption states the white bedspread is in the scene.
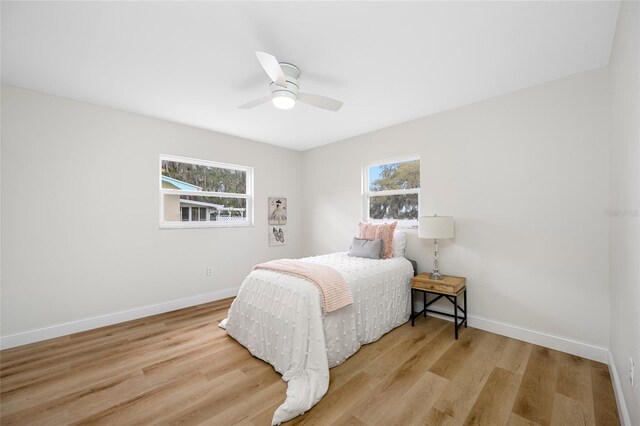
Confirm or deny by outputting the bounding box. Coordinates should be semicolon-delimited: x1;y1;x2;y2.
220;252;413;425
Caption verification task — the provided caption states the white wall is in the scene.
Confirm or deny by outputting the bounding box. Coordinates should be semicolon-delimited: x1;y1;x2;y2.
609;2;640;424
302;68;611;352
1;68;615;364
0;85;303;341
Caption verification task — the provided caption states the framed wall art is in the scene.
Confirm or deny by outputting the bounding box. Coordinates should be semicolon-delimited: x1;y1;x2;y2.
269;197;287;246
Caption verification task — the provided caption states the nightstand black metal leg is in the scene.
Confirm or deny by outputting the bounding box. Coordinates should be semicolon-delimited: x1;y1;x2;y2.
411;289;415;326
464;289;468;328
454;295;458;339
423;292;426;317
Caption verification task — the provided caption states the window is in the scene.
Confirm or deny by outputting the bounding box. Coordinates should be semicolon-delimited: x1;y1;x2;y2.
363;156;420;227
160;155;253;228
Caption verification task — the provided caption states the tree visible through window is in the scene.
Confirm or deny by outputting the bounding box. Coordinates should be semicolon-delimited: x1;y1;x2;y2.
160;155;253;227
365;157;420;224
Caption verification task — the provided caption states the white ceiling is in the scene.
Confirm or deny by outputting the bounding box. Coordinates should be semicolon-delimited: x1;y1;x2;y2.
1;1;620;151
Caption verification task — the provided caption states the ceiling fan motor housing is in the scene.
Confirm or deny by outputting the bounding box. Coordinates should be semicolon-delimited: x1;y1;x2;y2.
240;51;342;111
270;63;301;101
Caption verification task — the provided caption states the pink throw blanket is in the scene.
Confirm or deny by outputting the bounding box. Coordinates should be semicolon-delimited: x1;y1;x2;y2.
253;259;352;313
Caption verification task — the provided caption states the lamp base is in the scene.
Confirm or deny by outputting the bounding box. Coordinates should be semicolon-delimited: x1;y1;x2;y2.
430;239;444;280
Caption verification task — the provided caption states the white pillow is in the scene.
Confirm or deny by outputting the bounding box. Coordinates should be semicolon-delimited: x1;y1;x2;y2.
392;231;407;257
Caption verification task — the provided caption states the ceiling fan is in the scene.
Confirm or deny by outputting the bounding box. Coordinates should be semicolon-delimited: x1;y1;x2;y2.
239;51;343;112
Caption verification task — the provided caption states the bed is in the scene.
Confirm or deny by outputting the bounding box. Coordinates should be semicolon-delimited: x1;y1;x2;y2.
220;251;414;425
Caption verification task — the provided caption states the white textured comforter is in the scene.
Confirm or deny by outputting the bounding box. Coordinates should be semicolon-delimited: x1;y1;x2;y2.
220;252;413;424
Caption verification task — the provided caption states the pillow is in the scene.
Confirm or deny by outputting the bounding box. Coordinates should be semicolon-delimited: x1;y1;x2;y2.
358;221;397;259
392;231;407;258
349;237;383;259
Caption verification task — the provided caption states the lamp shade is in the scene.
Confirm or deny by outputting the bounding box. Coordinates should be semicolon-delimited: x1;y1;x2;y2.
419;216;454;239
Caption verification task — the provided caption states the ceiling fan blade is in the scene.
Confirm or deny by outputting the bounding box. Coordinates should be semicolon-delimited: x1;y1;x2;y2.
255;51;287;88
238;94;272;109
298;93;343;112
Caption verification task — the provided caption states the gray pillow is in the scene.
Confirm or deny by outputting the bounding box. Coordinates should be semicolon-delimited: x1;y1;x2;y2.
349;237;383;259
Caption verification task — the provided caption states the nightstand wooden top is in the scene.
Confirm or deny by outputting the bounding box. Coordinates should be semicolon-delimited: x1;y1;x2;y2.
412;273;466;295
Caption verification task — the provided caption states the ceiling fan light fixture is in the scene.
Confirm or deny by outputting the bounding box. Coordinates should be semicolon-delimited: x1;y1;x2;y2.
272;92;296;110
239;51;342;112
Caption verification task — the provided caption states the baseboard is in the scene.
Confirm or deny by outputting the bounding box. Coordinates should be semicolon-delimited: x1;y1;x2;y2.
608;351;632;426
1;289;610;364
0;287;239;350
469;314;608;362
415;303;609;363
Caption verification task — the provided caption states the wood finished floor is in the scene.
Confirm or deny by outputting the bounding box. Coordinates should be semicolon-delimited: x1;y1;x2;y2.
0;298;620;426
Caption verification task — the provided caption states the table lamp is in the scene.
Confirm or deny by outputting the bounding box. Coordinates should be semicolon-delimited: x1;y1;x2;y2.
419;215;455;280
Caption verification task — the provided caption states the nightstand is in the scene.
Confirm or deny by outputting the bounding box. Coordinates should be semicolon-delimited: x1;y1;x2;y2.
411;273;467;339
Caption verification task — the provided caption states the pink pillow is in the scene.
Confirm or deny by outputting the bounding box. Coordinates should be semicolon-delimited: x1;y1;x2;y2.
358;221;397;259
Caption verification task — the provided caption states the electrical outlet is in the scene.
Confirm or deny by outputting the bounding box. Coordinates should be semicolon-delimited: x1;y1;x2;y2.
206;267;213;277
630;358;635;387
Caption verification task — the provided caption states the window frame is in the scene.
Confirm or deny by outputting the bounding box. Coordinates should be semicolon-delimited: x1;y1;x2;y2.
159;154;254;229
362;154;420;228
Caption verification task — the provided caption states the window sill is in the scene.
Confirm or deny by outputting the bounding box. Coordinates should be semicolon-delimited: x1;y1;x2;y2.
159;221;254;229
397;223;419;230
367;219;418;229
